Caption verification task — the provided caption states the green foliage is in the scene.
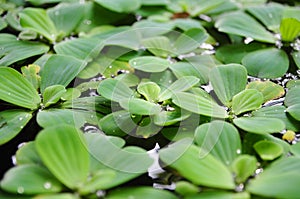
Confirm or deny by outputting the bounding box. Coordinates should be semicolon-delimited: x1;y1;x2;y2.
1;0;300;198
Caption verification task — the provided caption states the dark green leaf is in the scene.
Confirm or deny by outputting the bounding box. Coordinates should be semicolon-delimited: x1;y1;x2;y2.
36;125;89;189
0;67;41;109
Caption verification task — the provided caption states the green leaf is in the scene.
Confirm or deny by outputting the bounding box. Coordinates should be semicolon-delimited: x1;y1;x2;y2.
280;18;300;42
37;109;86;128
99;111;137;136
141;36;174;57
0;164;62;195
210;64;248;106
174;28;208;55
40;55;86;93
158;76;199;101
135;117;161;138
195;121;241;166
286;104;300;121
153;108;191;126
159;139;235;189
137;82;161;102
254;140;283;161
285;87;300;107
292;51;300;69
215;43;265;64
233;117;285;134
31;193;78;199
54;37;104;61
85;133;153;174
215;11;276;43
94;0;141;13
172;92;228;118
97;79;134;102
290;142;300;156
0;33;49;67
16;142;42;165
105;187;178;199
0;110;32;145
247;81;285;103
242;48;289;78
21;64;41;91
231;155;257;184
246;3;284;32
231;89;264;115
133;20;174;38
0;67;41;109
252;106;300;131
175;181;199;196
47;3;85;37
185;191;250;199
42;85;66;108
247;157;300;199
35;125;89;189
129;56;170;73
119;98;161;115
19;8;58;43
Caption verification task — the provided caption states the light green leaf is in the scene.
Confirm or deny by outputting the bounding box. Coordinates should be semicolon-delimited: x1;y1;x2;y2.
137;82;161;102
231;89;264;115
247;3;284;32
174;28;208;55
94;0;141;13
54;37;104;61
85;133;153;174
185;191;250;199
210;64;248;106
19;8;58;43
233;117;285;134
231;155;257;184
21;64;41;91
16;142;42;165
172;92;228;118
0;110;32;145
292;51;300;69
119;98;161;115
61;88;81;101
97;79;134;102
215;11;276;43
242;48;289;78
32;193;78;199
136;117;161;138
286;104;300;121
247;157;300;199
0;34;49;66
252;106;300;132
105;187;178;199
158;76;199;101
290;142;300;156
159;139;235;189
0;67;41;110
195;121;241;166
47;3;85;37
141;36;174;57
132;20;174;38
254;140;283;161
37;109;86;128
153;108;191;126
280;18;300;42
42;85;66;108
36;125;89;189
40;55;86;93
247;81;285;103
0;164;62;195
175;181;199;196
129;56;170;73
285;87;300;107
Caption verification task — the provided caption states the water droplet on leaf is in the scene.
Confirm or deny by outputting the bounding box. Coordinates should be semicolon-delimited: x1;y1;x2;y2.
17;187;24;194
44;182;52;189
236;149;241;154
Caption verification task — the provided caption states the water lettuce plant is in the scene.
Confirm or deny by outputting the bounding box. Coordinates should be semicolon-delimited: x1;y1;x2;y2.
1;0;300;198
